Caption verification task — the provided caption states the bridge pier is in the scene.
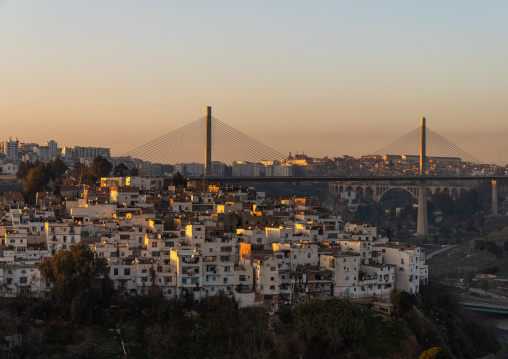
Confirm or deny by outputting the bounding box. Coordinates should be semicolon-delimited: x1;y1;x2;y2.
417;117;428;236
492;180;498;215
417;180;428;235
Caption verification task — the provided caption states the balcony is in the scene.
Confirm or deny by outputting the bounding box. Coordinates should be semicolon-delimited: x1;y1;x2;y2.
182;257;199;264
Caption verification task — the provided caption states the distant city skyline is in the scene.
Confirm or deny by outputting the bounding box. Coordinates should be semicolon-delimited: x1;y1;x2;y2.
1;1;507;164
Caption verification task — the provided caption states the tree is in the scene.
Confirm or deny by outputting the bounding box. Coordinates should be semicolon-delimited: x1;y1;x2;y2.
455;189;480;218
431;192;454;218
38;242;110;323
89;155;113;183
173;171;186;187
22;163;52;204
16;160;37;180
113;163;129;177
73;161;89;179
47;157;68;182
485;241;502;257
474;239;485;251
389;289;415;317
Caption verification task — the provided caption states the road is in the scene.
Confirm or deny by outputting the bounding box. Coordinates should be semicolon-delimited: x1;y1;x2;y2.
425;245;458;260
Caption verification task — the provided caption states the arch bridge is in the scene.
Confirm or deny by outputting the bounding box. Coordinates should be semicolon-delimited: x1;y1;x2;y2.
330;182;472;202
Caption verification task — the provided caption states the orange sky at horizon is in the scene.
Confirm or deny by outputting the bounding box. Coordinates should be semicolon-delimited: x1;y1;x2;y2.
1;1;507;165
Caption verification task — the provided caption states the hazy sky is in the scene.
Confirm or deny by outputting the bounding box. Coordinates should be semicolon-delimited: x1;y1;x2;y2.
1;1;507;164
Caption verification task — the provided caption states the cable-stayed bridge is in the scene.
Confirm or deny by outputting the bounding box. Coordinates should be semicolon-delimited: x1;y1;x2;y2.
122;111;285;166
123;108;483;173
122;107;506;236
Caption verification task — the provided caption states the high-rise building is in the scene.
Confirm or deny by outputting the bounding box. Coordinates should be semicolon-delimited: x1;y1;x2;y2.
4;137;19;161
46;140;59;158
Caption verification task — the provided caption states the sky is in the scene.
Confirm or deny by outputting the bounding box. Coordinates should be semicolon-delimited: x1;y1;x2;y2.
1;1;507;164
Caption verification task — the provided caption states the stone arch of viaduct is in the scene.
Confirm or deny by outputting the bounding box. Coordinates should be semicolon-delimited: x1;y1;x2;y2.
330;183;471;202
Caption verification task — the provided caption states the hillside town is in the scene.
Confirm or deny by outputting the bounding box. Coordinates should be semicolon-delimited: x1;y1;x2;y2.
0;173;428;308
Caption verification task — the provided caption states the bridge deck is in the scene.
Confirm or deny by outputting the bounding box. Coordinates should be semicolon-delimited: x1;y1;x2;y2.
193;175;507;182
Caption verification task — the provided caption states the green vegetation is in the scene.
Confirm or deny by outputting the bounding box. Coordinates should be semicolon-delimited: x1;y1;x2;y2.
429;226;508;281
17;158;69;203
38;242;111;323
418;282;499;358
1;284;500;358
113;162;129;177
89;155;113;183
172;171;186;187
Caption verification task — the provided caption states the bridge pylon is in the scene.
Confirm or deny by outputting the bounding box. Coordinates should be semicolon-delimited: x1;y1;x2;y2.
417;117;428;236
204;106;212;179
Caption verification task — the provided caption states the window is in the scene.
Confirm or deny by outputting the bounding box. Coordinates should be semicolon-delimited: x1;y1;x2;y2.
20;277;27;284
270;285;275;290
401;259;404;264
124;268;131;275
270;267;276;271
114;268;118;276
62;245;67;250
270;277;275;281
152;243;157;248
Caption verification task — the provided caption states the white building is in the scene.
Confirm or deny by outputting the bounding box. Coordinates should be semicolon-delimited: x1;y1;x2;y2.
3;138;19;161
175;163;205;177
232;162;264;177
